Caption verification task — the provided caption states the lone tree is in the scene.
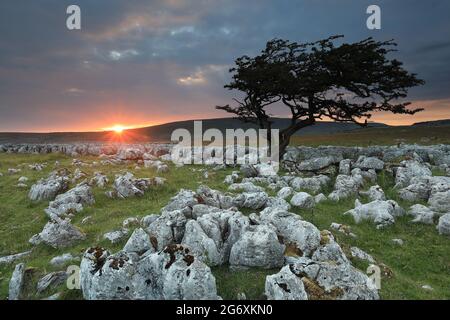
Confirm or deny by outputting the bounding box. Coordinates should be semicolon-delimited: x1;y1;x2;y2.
217;35;424;156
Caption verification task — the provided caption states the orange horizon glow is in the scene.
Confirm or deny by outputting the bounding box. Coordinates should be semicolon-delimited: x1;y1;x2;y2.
105;124;127;133
2;97;449;133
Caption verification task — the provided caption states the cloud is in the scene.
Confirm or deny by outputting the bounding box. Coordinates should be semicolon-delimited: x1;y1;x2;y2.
0;0;449;131
108;49;140;61
178;73;205;85
63;88;85;95
170;26;196;36
177;64;229;85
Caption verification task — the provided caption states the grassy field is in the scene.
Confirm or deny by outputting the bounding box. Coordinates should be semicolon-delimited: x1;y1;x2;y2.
0;152;449;300
291;125;450;147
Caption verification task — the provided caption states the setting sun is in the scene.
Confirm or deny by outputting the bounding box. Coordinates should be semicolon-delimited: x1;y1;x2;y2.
110;125;125;133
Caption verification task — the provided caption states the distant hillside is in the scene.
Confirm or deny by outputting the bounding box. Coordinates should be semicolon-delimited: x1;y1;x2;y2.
125;118;388;142
0;118;388;144
412;119;450;127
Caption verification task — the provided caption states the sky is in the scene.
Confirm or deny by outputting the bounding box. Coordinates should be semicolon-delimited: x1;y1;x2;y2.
0;0;449;132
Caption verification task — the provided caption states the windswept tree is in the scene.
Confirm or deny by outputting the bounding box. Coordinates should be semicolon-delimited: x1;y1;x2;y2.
217;35;424;156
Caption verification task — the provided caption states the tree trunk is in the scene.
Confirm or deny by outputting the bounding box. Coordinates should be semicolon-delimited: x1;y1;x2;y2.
279;133;291;160
278;117;315;159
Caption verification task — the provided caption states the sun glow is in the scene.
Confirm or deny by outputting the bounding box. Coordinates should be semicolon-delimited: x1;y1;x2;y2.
102;124;146;143
109;125;125;133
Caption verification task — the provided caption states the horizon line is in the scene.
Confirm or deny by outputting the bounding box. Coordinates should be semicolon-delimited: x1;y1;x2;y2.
0;116;448;134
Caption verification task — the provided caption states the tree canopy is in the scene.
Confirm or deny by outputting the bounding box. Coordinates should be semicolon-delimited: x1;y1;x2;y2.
217;35;424;155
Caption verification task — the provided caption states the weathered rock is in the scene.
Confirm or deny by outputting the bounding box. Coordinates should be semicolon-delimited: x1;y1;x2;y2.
355;168;377;183
265;265;308;300
146;210;187;250
391;238;404;246
216;211;251;261
277;187;293;200
182;220;222;266
104;229;129;244
143;159;162;169
408;204;436;225
233;192;268;210
330;222;356;238
254;163;278;176
339;159;352;175
240;164;258;178
143;152;158;160
360;185;386;201
437;213;450;236
33;218;86;248
312;237;350;265
260;208;321;256
72;168;87;183
267;180;289;191
117;148;143;160
314;193;327;204
80;244;219;300
29;163;45;171
196;211;231;250
354;156;384;171
0;250;32;266
28;234;43;246
45;183;95;219
108;172;147;198
156;164;170;174
37;271;68;293
18;176;28;183
395;160;432;188
229;224;285;269
290;257;379;300
151;177;167;186
28;174;69;201
398;182;430;202
344;199;404;228
290;175;330;194
328;174;362;201
350;247;375;263
140;214;160;228
196;185;236;210
265;196;291;211
428;190;450;213
8;168;21;174
161;189;198;217
237;292;247;300
123;228;154;254
144;160;170;174
50;253;78;266
297;156;340;172
290;192;315;209
90;172;109;188
191;204;220;219
228;182;264;193
156;246;218;300
122;217;140;229
42;292;62;300
8;263;26;300
224;172;239;184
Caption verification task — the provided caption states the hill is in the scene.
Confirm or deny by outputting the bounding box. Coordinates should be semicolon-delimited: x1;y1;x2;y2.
0;118;387;144
412;119;450;127
0;118;449;145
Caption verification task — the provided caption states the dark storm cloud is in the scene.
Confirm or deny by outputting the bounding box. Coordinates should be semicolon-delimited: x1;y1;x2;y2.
0;0;449;131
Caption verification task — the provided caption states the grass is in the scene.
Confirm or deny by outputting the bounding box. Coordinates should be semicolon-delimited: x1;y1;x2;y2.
291;125;450;147
0;152;449;300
